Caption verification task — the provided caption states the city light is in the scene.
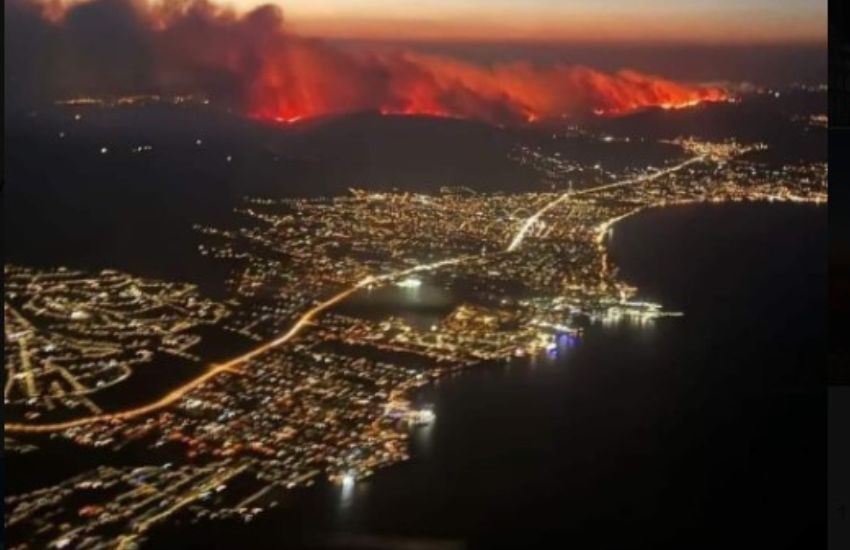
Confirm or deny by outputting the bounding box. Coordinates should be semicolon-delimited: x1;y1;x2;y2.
396;277;423;289
5;118;826;549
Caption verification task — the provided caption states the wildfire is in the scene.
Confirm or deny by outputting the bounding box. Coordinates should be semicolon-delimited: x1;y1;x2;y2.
17;0;728;125
247;49;727;125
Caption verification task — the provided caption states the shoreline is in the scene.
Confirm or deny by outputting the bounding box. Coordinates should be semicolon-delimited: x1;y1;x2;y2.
137;200;827;549
7;198;825;437
6;201;826;549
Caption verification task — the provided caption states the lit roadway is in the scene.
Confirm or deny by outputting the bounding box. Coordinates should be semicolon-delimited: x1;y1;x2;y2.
6;156;703;434
506;156;705;251
6;256;470;434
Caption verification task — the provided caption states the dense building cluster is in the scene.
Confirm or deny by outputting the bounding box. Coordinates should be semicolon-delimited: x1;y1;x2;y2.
4;266;228;421
5;133;826;549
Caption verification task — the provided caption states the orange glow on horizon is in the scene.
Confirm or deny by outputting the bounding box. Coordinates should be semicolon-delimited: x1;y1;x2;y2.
246;49;729;125
227;0;826;45
25;0;734;124
41;1;826;44
287;15;824;45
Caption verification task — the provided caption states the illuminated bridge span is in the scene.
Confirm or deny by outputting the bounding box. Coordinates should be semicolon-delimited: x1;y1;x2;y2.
5;256;470;434
505;156;705;252
6;155;703;434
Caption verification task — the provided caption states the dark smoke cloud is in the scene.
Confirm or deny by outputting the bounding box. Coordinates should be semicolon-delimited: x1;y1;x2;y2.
6;0;156;104
6;0;323;106
4;0;727;123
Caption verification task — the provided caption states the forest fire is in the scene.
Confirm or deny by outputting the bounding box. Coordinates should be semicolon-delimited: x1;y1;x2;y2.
12;0;728;124
247;50;728;125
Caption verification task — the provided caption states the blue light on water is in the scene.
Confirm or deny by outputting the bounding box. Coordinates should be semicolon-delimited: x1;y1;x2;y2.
556;332;578;348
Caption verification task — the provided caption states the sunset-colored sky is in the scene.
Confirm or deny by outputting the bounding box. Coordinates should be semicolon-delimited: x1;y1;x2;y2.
226;0;826;43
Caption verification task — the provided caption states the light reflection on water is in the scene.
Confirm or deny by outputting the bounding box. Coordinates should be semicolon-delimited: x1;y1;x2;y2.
339;474;356;511
337;473;368;528
412;419;436;459
333;268;664;521
340;277;456;331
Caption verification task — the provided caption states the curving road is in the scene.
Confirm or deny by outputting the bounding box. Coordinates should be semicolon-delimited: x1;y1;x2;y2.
7;155;703;434
6;257;470;433
506;155;704;251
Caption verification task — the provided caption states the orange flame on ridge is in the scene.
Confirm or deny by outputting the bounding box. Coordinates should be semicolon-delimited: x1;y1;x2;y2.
247;49;728;125
19;1;728;125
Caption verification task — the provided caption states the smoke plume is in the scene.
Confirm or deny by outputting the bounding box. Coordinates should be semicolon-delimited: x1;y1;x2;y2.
5;0;728;123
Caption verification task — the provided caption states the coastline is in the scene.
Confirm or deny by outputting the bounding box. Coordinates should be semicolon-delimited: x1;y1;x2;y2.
138;200;827;549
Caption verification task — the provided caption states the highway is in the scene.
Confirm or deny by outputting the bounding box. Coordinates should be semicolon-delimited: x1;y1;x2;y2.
6;155;702;434
506;155;704;251
6;256;470;434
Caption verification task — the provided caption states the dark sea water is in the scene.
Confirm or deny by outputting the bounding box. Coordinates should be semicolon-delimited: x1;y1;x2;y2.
146;202;827;550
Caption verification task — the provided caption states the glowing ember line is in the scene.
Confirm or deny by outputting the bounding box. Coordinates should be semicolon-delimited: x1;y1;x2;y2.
11;0;728;125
